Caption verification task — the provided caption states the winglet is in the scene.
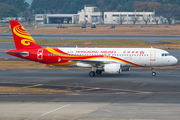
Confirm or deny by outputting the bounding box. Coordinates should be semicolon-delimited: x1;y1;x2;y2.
9;20;42;49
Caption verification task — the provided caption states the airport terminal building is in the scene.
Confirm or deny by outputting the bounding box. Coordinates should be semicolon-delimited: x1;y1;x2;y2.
35;6;102;25
104;12;156;25
77;6;102;24
34;6;169;25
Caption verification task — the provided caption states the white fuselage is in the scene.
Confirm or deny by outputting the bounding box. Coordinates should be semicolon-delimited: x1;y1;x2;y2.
56;47;178;67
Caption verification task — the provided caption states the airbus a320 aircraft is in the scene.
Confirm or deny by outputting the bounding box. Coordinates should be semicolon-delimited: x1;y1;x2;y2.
7;20;178;77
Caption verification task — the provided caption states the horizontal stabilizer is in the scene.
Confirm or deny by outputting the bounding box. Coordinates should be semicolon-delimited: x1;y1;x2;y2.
7;51;29;57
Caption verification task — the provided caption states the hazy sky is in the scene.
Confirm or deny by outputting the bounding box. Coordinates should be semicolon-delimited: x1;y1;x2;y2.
25;0;33;5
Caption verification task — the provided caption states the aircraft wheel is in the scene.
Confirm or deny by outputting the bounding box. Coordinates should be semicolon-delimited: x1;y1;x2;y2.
96;70;102;75
89;71;95;77
152;72;156;76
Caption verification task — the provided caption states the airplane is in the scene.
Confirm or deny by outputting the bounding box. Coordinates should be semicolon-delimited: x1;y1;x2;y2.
7;20;178;77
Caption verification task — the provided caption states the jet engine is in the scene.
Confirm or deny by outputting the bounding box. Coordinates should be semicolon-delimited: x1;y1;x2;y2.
104;63;121;74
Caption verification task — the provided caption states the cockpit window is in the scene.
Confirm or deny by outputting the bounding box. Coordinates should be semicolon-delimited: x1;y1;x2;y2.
162;53;171;57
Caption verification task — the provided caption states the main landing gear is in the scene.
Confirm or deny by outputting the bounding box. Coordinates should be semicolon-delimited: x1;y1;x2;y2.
151;68;156;76
89;69;102;77
89;71;95;77
96;70;102;75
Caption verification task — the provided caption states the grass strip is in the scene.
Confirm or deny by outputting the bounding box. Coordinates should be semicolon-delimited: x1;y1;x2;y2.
0;86;68;95
159;40;180;44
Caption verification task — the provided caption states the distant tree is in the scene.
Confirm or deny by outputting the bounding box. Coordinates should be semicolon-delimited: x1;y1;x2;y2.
0;0;29;11
156;4;177;25
0;4;18;18
109;0;117;11
133;1;161;12
104;0;111;5
118;1;134;12
143;15;150;25
131;14;139;25
153;17;159;25
119;14;124;25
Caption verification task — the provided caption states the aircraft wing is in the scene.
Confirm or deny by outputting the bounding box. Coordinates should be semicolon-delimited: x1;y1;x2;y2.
63;58;116;67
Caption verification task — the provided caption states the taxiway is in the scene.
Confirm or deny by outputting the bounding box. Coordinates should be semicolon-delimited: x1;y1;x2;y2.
1;33;180;44
0;69;180;119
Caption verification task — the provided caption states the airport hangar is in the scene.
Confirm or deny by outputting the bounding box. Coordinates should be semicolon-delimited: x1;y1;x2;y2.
35;14;79;24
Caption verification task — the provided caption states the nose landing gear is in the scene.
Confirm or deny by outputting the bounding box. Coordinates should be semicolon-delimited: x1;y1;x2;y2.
151;68;156;76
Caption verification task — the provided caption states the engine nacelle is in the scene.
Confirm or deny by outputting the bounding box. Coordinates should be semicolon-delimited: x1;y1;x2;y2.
122;67;130;71
104;63;121;74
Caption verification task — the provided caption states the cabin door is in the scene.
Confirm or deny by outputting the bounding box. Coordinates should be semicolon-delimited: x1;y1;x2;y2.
150;50;156;61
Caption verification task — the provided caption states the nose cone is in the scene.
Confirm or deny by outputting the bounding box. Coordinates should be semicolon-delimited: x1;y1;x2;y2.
172;56;178;65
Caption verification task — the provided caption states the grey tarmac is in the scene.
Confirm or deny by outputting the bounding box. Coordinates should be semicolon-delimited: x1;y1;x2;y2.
0;69;180;119
1;33;180;44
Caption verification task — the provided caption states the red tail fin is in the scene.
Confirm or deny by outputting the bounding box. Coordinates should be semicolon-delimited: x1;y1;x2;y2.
9;20;42;49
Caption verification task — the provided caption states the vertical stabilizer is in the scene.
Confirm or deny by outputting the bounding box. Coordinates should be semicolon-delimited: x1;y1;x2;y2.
9;20;42;49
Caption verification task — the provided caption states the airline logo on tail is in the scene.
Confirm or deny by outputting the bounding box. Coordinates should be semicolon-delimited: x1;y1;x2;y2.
13;25;37;46
9;20;42;49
